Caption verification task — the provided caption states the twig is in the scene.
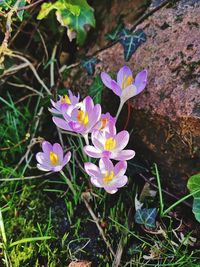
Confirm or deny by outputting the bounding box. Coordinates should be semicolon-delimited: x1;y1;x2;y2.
112;235;124;267
6;81;44;97
0;172;52;181
82;193;115;257
16;0;45;11
6;51;51;95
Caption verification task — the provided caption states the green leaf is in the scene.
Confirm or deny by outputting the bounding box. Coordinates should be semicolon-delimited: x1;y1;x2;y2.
187;173;200;222
81;57;99;75
37;0;95;45
119;28;147;61
10;236;53;247
134;208;157;229
17;0;26;21
88;76;103;104
106;22;124;41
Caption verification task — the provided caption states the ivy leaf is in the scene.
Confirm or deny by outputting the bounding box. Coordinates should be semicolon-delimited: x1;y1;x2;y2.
134;208;157;229
187;173;200;223
88;76;103;104
106;22;124;41
17;0;26;21
81;57;99;75
37;0;95;45
119;28;147;61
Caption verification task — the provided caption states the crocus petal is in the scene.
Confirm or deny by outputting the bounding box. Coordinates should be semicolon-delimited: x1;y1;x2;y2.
84;162;101;177
52;165;63;172
68;121;85;133
134;69;148;93
88;104;102;132
84;96;94;114
91;132;104;151
114;161;127;177
37;163;51;172
115;175;128;188
121;84;137;103
110;80;122;96
104;186;118;194
84;146;102;158
62;151;71;165
99;158;113;173
53;117;72;131
101;72;113;89
91;177;103;188
113;150;135;161
117;66;132;87
42;141;52;155
36;152;46;165
53;143;63;161
115;131;129;151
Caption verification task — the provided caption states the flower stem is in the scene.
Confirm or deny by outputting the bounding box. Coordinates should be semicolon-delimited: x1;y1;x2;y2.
83;134;89;145
115;101;124;121
60;170;76;198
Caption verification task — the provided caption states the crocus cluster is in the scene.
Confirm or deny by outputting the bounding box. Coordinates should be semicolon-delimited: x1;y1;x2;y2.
36;66;147;194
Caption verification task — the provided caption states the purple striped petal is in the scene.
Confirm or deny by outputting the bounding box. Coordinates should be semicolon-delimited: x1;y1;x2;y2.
42;141;52;155
114;161;127;177
104;186;118;194
84;162;101;177
52;117;72;131
101;72;113;89
84;145;102;158
91;177;103;188
110;80;122;96
37;163;51;171
117;66;132;87
113;149;135;161
99;158;113;173
53;143;63;161
115;175;128;188
36;152;46;164
134;69;148;93
115;131;129;151
62;151;71;165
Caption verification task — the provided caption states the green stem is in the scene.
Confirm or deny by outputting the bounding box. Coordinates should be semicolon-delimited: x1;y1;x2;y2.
0;209;7;244
163;189;200;216
154;163;164;216
60;170;76;198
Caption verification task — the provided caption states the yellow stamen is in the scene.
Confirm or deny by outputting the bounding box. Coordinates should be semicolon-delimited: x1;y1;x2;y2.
103;171;114;184
100;118;108;130
77;110;89;126
122;75;134;90
61;95;71;104
50;151;59;165
104;137;116;151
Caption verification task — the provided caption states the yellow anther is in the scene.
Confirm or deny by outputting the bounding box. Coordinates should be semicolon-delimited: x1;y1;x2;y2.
104;137;116;151
61;95;71;104
77;110;89;126
103;171;114;184
122;75;134;90
50;151;59;165
100;118;108;130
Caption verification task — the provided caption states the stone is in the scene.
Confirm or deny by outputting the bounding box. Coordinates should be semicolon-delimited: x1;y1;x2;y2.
66;0;200;194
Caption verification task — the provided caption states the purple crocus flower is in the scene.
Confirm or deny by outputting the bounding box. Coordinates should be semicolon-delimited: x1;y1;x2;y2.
84;158;128;194
36;141;71;172
53;96;101;136
84;129;135;161
93;112;116;134
101;66;147;118
49;90;80;114
53;96;101;138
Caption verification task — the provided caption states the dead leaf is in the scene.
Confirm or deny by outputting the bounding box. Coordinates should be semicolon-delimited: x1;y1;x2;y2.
68;261;91;267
